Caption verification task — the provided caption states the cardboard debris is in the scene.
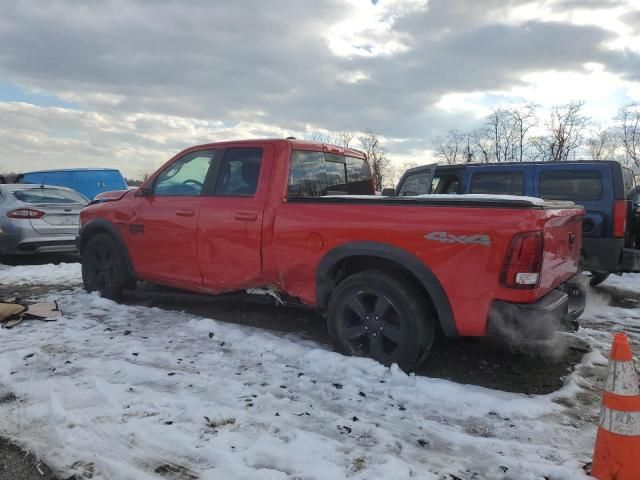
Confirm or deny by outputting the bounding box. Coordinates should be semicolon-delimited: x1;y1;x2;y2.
0;299;62;329
0;303;26;321
23;301;62;321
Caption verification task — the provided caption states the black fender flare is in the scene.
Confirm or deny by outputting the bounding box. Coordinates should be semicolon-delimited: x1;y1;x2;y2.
78;219;136;279
316;241;458;336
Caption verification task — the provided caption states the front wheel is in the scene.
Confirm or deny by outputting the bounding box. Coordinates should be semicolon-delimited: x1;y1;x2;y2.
327;270;435;372
82;233;135;300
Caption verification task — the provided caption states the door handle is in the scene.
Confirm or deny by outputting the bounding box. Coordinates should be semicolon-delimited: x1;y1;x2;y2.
234;212;258;222
175;208;195;217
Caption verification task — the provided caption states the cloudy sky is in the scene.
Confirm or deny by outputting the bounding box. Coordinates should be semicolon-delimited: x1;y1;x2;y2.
1;0;639;177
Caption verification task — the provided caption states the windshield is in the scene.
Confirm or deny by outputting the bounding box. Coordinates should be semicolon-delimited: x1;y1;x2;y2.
12;187;88;204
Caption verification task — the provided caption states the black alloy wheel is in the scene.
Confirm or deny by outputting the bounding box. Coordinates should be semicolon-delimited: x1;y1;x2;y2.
328;270;434;371
82;233;134;299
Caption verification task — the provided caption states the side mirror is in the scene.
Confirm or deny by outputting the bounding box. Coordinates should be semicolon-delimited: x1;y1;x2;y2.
135;187;152;197
381;188;396;197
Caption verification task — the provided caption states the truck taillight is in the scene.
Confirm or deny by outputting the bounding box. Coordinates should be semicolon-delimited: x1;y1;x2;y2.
7;208;45;219
613;200;627;238
501;231;543;289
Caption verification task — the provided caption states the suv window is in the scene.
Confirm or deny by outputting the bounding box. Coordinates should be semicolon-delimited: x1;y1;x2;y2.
288;151;373;197
432;174;460;194
154;150;216;196
470;172;524;195
215;147;263;196
539;170;603;201
398;172;432;196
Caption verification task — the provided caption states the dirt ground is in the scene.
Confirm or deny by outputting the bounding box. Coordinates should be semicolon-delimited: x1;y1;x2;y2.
0;438;57;480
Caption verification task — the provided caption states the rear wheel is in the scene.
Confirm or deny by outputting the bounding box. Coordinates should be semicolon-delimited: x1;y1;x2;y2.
589;272;610;287
82;233;135;300
327;270;435;372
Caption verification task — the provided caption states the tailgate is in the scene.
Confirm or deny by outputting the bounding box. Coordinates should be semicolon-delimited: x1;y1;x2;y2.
539;207;584;290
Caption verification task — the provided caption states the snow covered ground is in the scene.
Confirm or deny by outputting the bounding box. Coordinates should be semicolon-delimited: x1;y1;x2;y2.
0;262;81;287
0;264;638;480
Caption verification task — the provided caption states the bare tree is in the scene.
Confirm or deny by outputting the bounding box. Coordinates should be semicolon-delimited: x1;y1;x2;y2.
432;129;464;165
359;130;391;190
586;125;619;160
510;104;538;162
335;130;356;149
310;131;334;144
544;101;590;161
617;102;640;166
470;127;492;163
486;109;518;162
528;135;549;162
310;130;356;148
390;160;419;186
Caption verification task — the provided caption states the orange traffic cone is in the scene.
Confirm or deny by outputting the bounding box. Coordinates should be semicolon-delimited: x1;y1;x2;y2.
591;333;640;480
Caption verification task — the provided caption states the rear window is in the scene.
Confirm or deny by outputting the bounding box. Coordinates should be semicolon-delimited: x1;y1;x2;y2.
288;151;373;197
470;172;524;195
12;188;88;204
539;171;603;201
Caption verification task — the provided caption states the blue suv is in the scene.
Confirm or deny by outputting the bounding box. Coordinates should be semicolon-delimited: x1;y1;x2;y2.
394;160;640;285
16;168;127;200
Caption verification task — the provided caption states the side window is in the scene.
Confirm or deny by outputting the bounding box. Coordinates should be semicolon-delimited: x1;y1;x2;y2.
470;172;524;195
398;172;432;196
432;174;460;194
154;150;216;196
539;170;603;201
214;147;263;196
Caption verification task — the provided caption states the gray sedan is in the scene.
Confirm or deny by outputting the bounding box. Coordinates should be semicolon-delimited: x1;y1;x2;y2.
0;184;88;256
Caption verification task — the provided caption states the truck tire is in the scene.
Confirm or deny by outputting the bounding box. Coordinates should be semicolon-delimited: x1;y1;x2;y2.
82;233;135;300
327;270;434;372
589;272;610;287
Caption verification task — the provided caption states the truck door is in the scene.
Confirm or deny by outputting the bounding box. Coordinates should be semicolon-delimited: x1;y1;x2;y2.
127;149;217;286
198;145;272;291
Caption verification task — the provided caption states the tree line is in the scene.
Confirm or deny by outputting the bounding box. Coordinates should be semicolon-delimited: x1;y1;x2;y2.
432;101;640;167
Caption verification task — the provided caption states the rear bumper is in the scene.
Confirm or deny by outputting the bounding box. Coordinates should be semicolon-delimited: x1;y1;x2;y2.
486;274;586;340
0;233;77;255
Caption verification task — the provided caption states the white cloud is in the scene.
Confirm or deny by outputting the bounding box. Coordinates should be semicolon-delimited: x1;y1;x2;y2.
1;0;639;175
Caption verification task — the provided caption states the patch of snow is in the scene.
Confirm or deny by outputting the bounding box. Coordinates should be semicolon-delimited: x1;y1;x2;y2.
601;273;640;294
0;262;81;287
418;193;548;205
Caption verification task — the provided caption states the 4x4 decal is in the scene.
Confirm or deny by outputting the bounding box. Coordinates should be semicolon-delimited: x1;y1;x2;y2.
425;231;491;246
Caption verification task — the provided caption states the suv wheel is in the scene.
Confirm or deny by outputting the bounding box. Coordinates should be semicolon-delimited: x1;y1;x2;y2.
82;233;135;300
589;272;610;287
327;270;435;372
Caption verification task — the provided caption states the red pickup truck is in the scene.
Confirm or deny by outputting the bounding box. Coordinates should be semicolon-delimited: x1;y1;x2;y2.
79;139;585;370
